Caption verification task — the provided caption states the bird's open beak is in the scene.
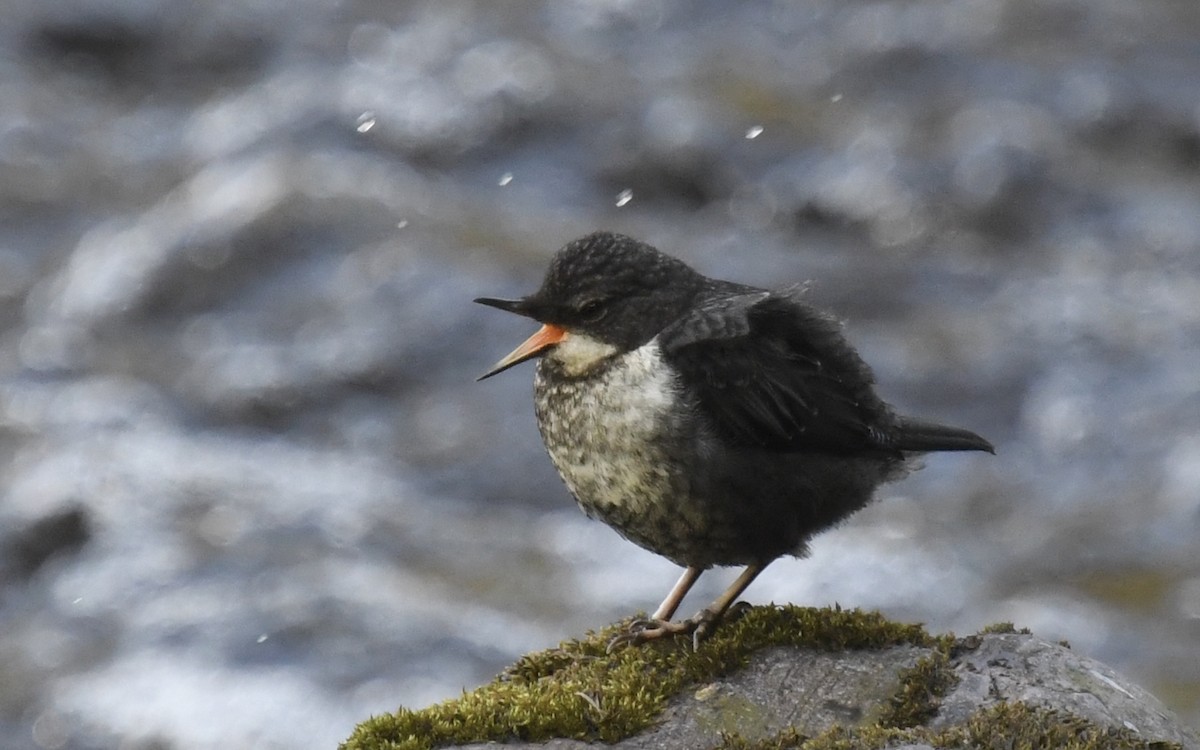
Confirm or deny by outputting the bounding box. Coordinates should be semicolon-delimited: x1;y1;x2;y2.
474;296;567;381
476;323;568;381
473;297;529;316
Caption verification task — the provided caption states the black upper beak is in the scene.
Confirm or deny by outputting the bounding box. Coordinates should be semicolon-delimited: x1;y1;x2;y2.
475;295;566;381
473;296;533;317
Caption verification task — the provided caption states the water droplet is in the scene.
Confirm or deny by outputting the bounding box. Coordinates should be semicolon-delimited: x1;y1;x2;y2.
498;172;514;186
615;188;633;207
745;125;764;139
355;111;376;133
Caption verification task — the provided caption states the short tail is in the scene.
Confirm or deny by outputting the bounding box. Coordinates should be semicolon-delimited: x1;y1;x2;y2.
892;417;994;454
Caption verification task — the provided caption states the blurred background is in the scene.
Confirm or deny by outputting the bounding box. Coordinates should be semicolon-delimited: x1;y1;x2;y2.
1;0;1198;747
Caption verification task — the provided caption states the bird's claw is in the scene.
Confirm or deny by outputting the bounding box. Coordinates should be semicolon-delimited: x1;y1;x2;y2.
606;608;728;653
688;608;723;650
605;617;675;653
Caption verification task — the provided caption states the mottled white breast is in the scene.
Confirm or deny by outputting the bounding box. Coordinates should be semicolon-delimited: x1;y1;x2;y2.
533;338;690;533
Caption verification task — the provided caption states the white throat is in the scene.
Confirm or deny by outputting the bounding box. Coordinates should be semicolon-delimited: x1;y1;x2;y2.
545;332;619;376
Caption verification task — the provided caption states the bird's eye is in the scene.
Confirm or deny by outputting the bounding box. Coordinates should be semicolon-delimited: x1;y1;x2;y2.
577;299;606;322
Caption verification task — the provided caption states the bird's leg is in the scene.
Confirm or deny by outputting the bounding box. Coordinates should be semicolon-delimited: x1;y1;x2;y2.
608;563;765;651
680;562;765;649
652;566;703;621
607;566;703;653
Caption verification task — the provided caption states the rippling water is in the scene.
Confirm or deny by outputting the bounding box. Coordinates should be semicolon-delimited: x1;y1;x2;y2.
2;1;1198;748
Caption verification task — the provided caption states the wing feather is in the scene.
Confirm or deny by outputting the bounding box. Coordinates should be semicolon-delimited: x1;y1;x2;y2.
659;289;898;454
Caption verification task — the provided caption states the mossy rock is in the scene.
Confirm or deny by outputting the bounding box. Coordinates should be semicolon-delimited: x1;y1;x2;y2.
341;605;1198;750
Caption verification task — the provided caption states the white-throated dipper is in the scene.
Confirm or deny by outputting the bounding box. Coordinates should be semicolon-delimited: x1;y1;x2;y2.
476;231;993;647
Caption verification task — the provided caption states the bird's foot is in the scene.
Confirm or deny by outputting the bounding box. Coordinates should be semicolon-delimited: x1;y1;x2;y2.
605;617;689;652
606;608;727;653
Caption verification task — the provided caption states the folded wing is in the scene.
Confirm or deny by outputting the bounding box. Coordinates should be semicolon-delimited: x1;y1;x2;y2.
659;289;899;455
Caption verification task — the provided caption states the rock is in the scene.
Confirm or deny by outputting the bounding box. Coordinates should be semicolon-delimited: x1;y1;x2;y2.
936;632;1191;744
342;608;1199;750
0;505;90;582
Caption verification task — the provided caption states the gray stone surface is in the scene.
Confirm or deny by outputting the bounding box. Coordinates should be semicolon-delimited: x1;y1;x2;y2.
938;634;1197;747
452;634;1200;749
617;645;929;749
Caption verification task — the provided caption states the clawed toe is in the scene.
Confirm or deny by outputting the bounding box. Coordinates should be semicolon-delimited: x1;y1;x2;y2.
687;608;723;650
606;607;733;652
606;617;680;653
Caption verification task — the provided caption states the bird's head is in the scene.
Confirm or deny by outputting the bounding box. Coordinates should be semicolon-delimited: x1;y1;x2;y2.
475;231;704;380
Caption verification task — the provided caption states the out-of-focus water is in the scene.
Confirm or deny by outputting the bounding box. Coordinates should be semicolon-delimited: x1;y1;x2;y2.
1;1;1198;747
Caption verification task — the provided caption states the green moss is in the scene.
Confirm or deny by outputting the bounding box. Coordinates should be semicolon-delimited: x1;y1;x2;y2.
980;621;1032;635
874;651;958;729
951;702;1181;749
720;702;1181;750
340;605;935;750
716;725;810;749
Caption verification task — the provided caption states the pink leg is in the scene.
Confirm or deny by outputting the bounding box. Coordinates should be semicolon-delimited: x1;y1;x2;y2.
651;566;703;621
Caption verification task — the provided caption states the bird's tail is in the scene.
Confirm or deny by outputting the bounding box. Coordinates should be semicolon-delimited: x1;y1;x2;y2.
893;417;994;454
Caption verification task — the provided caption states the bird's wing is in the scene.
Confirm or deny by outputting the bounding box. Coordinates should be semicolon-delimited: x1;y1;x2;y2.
658;289;897;454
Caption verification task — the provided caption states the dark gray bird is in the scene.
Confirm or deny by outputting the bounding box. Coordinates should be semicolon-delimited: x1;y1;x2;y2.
476;231;993;646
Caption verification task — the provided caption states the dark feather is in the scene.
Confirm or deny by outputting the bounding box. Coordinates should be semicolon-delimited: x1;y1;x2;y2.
660;288;898;455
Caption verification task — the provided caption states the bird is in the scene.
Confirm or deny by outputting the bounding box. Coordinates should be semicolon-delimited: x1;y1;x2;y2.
475;231;993;648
